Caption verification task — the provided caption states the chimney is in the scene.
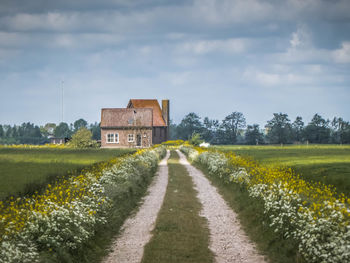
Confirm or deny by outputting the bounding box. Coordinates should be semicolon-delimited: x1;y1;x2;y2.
162;99;170;139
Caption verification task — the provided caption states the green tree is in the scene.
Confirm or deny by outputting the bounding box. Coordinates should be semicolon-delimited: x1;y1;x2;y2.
5;126;12;137
202;117;216;143
54;122;72;138
73;118;88;132
41;123;56;137
330;117;350;144
292;116;304;142
304;114;330;143
176;113;203;140
245;124;264;145
265;113;292;144
221;112;246;144
89;122;101;140
169;120;179;140
0;125;3;137
69;127;98;148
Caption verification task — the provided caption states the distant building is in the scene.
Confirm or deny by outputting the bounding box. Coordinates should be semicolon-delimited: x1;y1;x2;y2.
50;137;69;144
100;99;169;148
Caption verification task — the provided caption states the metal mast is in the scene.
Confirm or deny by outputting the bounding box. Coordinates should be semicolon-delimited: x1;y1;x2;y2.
61;80;64;123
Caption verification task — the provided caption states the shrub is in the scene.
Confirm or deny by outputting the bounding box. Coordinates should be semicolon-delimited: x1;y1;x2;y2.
181;146;350;263
189;133;203;146
0;145;166;262
68;128;98;148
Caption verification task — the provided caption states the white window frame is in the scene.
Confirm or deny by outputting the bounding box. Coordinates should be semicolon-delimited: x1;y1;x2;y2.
106;133;119;143
128;133;134;142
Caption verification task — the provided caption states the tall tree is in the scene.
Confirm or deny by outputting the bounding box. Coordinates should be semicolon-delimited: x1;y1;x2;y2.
54;122;72;138
176;113;203;140
89;122;101;140
304;114;330;143
0;125;3;137
292;116;304;142
245;124;264;145
221;112;246;144
5;126;12;137
201;117;220;143
330;117;350;144
41;123;56;137
73;118;88;132
265;113;292;144
169;120;179;140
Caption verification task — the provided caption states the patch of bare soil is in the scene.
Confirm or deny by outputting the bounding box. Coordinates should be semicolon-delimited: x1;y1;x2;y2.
177;150;267;263
103;150;170;263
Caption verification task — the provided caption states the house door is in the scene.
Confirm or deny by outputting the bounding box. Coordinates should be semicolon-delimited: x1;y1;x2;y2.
136;134;141;147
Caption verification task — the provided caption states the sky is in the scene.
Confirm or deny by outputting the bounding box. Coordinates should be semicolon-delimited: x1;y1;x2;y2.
0;0;349;127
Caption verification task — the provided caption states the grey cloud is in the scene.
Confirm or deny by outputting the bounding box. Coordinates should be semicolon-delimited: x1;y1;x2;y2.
0;0;349;126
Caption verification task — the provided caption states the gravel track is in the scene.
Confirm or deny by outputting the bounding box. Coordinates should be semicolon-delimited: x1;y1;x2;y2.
103;150;170;263
177;150;267;263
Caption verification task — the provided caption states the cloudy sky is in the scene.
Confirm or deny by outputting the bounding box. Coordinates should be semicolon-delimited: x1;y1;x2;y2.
0;0;349;127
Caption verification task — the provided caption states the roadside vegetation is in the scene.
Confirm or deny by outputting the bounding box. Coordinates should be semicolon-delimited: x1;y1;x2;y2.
0;146;166;263
142;151;214;263
0;147;135;200
214;144;350;196
181;145;349;263
192;158;299;263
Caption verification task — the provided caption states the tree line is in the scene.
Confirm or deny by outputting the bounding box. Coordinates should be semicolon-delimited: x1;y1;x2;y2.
1;112;349;145
0;119;100;145
170;112;350;145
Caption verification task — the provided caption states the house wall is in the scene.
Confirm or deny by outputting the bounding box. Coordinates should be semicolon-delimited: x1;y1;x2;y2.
152;127;167;145
101;128;152;148
161;100;170;140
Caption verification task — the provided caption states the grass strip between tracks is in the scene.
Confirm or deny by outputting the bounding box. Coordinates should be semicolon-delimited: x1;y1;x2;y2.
142;150;214;263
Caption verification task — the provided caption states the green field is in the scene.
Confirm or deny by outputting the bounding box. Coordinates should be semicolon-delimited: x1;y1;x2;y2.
0;147;135;199
213;145;350;196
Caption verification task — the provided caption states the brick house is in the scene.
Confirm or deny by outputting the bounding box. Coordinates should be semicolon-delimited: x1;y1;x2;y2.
100;99;169;148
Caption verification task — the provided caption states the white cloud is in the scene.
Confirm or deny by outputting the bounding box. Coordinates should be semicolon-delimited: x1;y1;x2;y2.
290;32;301;48
332;42;350;63
272;27;332;65
289;26;312;49
3;12;80;32
51;33;124;48
192;0;275;24
177;38;247;55
256;72;281;86
242;67;330;87
0;31;28;47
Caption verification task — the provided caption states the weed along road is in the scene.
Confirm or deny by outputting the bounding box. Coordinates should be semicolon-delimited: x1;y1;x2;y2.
103;150;170;263
104;150;265;263
177;150;266;263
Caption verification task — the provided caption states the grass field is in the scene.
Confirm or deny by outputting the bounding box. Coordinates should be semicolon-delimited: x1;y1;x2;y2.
213;144;350;196
0;147;135;199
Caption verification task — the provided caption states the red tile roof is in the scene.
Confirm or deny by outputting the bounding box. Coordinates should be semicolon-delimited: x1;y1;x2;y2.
100;108;153;127
127;99;166;127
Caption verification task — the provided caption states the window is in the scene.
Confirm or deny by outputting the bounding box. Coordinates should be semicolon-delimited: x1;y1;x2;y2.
128;134;134;142
107;133;114;143
106;133;119;143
